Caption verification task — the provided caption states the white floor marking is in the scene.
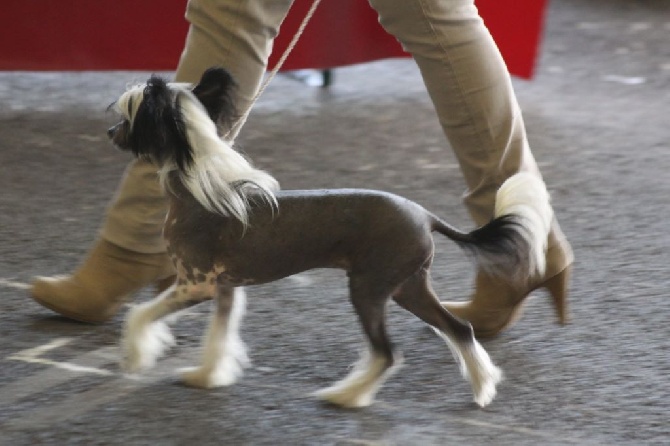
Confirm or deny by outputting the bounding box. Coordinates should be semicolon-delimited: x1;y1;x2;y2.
9;354;114;376
4;378;143;430
1;346;118;406
4;356;188;430
7;338;113;377
9;338;72;358
0;278;30;290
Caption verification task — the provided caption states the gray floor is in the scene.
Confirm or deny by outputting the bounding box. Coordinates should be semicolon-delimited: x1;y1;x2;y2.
1;0;669;444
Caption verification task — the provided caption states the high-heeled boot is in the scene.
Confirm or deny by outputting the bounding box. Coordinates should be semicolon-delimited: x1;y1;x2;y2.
30;239;176;323
443;239;574;338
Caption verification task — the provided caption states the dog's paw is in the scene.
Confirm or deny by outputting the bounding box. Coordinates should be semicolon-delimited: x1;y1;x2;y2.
462;343;503;408
121;321;175;373
227;334;251;370
179;364;240;388
471;363;503;408
312;386;374;409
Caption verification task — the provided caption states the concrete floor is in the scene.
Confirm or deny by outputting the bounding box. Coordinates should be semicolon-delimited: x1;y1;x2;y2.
1;0;669;444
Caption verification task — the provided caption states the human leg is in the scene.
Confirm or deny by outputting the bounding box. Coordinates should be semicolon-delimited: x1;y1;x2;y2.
30;0;293;322
368;0;573;335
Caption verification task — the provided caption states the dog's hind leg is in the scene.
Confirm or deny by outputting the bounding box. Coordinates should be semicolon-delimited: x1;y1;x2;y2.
313;276;401;408
392;268;502;407
180;286;249;388
121;278;215;373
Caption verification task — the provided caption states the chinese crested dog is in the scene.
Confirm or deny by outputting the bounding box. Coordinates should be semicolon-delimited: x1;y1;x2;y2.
110;67;553;408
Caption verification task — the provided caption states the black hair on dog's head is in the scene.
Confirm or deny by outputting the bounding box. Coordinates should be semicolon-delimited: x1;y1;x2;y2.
129;76;193;171
108;66;278;224
109;67;238;172
192;67;238;129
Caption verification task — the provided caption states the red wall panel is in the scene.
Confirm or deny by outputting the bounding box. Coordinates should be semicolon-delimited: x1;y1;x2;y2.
0;0;547;79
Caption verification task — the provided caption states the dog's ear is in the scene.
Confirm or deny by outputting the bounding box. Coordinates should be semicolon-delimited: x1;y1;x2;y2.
192;67;238;129
131;75;193;171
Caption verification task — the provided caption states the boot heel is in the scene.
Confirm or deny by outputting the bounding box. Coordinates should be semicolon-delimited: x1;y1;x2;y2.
542;266;571;325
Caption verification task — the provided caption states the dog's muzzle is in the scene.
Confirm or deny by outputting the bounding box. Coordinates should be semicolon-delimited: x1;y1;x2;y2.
107;123;122;140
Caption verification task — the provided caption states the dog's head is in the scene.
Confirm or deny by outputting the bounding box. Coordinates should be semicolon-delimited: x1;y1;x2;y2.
108;67;237;170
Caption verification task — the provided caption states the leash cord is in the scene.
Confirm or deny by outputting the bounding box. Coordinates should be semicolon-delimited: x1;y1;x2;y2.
225;0;323;142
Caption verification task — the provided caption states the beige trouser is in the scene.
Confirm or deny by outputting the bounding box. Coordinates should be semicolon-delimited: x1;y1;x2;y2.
102;0;571;274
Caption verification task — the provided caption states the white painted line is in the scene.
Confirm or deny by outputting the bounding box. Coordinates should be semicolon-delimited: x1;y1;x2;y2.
1;346;118;406
3;378;143;430
3;356;188;430
8;338;115;376
0;278;30;290
8;356;114;376
8;338;72;359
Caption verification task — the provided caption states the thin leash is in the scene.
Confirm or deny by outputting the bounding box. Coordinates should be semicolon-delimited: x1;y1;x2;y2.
224;0;323;142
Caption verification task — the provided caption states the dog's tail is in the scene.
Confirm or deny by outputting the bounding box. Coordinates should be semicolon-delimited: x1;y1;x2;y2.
431;172;553;280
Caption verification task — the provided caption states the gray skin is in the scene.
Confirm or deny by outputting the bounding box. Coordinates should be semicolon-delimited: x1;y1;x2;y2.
105;154;497;367
161;177;475;361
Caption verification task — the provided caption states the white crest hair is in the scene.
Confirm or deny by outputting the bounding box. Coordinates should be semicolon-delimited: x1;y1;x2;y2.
116;83;144;123
117;83;279;226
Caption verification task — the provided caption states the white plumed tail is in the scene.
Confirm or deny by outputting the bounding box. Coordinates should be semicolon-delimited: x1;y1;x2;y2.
494;172;553;277
160;89;279;225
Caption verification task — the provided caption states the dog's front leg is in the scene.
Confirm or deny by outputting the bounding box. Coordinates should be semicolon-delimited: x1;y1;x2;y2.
121;280;214;373
180;286;250;388
121;283;180;373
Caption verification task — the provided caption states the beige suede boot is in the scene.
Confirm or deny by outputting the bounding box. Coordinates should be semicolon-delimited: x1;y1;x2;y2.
443;239;573;338
30;239;175;323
